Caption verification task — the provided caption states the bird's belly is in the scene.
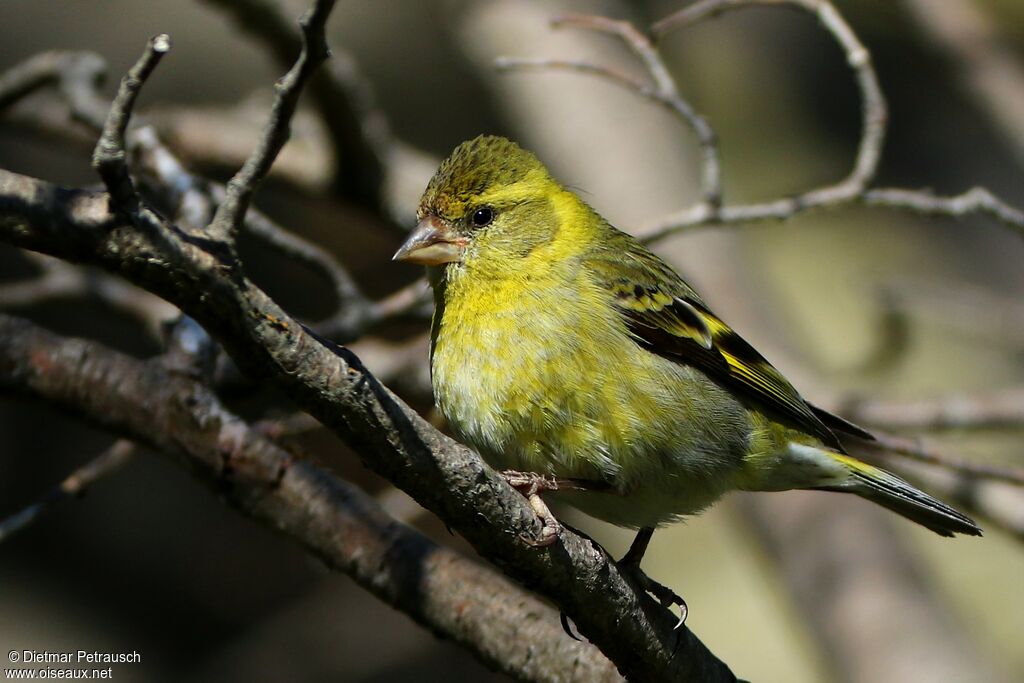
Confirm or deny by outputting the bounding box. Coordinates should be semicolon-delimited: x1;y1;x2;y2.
431;304;750;527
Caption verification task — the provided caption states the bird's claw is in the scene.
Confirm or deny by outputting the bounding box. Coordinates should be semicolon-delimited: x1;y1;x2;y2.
501;469;565;547
518;517;561;547
501;469;561;493
559;611;582;641
619;561;688;629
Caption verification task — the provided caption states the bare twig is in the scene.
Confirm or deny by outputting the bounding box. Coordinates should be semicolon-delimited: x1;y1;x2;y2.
655;0;885;201
498;13;722;209
92;34;171;208
0;440;137;542
0;252;176;336
238;202;374;336
0;50;108;129
199;0;392;209
863;186;1024;232
208;0;335;243
844;386;1024;433
134;125;424;339
647;0;884;237
0;47;416;340
497;0;1023;241
865;431;1024;487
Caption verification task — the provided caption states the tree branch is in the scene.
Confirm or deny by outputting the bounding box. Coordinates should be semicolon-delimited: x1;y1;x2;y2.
496;0;1024;241
0;439;137;542
0;312;621;682
0;50;109;129
199;0;392;210
208;0;335;244
92;34;171;209
498;13;722;209
843;386;1024;433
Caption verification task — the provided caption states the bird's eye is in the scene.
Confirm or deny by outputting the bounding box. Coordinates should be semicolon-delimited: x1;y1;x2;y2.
470;207;494;228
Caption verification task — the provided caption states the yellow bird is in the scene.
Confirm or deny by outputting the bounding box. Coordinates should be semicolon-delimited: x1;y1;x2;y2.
394;135;980;611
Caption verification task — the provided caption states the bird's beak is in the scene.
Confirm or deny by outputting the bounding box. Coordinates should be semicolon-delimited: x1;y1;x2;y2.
392;216;466;265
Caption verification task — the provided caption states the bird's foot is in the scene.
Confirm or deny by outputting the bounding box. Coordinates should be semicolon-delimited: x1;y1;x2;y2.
618;560;688;629
500;470;565;547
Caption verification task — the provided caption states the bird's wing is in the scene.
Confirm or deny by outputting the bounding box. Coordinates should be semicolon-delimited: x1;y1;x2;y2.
589;233;870;449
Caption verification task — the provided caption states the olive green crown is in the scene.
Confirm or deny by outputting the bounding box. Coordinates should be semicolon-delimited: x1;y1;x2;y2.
420;135;547;219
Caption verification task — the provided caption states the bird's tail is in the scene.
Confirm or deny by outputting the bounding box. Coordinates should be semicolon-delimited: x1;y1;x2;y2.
812;450;982;537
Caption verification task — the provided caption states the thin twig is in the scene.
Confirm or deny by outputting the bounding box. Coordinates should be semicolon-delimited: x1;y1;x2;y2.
864;186;1024;234
866;432;1024;487
199;0;392;209
844;386;1024;433
573;0;1024;242
134;125;424;339
0;252;176;336
92;34;171;208
0;50;109;129
498;13;722;209
207;0;336;243
0;440;136;542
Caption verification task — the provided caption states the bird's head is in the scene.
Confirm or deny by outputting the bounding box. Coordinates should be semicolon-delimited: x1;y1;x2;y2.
393;135;566;267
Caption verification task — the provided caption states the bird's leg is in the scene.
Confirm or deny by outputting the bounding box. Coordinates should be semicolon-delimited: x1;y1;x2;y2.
618;527;689;629
499;470;603;548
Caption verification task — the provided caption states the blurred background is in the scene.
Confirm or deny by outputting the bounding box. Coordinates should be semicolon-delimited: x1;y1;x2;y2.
1;1;1022;681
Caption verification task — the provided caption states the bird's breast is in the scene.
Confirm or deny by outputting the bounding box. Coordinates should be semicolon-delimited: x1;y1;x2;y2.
429;265;742;491
435;269;604;464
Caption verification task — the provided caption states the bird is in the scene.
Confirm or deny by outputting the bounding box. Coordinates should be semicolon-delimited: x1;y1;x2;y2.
393;134;981;616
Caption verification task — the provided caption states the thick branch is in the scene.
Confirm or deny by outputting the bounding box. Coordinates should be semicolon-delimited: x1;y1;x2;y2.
0;312;620;682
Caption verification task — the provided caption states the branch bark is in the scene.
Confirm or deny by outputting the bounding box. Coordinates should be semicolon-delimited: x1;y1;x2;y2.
0;312;620;683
